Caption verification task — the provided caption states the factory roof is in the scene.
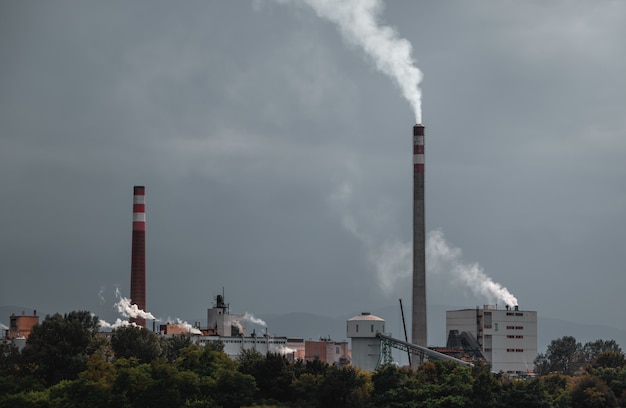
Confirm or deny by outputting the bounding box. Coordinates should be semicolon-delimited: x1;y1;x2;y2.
347;312;384;322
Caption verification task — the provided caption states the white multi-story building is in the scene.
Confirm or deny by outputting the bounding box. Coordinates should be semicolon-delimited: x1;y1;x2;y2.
446;305;537;375
195;335;289;359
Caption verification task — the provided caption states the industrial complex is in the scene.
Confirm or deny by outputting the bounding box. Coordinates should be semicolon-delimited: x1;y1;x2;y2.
2;124;537;375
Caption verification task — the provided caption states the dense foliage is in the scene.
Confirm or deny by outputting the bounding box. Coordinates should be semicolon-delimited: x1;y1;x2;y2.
1;313;625;407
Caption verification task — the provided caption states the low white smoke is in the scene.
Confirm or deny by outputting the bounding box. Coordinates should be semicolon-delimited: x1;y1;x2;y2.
427;229;518;307
231;319;244;332
114;288;157;321
277;345;297;355
276;0;423;123
244;312;267;327
0;322;8;331
98;318;135;329
172;318;203;335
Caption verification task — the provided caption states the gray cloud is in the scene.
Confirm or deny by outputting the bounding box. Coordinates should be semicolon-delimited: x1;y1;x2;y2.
1;1;624;339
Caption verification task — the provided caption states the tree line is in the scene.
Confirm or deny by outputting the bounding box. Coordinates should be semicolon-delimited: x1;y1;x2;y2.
1;311;625;407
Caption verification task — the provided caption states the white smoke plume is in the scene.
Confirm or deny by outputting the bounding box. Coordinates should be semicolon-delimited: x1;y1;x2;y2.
114;288;157;321
0;322;8;331
276;0;423;123
172;318;203;335
98;318;135;329
277;345;297;355
329;182;409;294
98;288;204;333
244;312;267;327
329;181;518;304
231;319;244;332
427;229;518;307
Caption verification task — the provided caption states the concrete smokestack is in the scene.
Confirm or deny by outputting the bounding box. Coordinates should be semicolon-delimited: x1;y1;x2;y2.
130;186;146;327
412;124;427;350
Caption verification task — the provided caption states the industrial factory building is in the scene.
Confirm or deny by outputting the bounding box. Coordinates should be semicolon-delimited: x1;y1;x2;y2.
446;305;537;374
2;311;39;350
347;313;386;371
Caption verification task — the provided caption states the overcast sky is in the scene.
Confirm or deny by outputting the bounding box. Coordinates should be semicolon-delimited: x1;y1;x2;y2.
1;1;625;342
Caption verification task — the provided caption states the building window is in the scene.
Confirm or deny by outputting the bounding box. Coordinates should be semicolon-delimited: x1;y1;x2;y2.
336;347;340;354
356;324;359;333
371;324;374;333
484;325;492;329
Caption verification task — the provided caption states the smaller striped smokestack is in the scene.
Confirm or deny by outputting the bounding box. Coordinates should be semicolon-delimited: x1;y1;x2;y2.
130;186;147;327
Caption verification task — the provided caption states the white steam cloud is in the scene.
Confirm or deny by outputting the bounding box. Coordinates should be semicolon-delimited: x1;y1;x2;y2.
277;345;297;355
114;288;157;321
244;312;267;327
1;322;8;331
329;182;410;294
276;0;423;123
167;318;203;335
98;318;135;329
427;229;518;307
98;288;158;330
329;183;518;305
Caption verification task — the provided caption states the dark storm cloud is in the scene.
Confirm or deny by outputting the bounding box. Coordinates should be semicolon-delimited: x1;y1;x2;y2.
1;1;624;339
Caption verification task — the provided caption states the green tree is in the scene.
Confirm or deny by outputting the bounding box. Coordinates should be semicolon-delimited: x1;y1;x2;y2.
211;369;256;408
177;344;237;378
110;325;161;363
583;339;623;365
469;362;500;408
540;372;571;408
46;354;119;407
317;365;371;408
370;364;420;408
570;375;617;408
111;358;153;405
291;372;325;408
415;361;473;408
238;351;294;402
21;311;102;386
593;351;626;369
0;389;50;408
586;366;626;403
0;342;27;395
535;336;584;376
160;334;196;363
496;377;551;408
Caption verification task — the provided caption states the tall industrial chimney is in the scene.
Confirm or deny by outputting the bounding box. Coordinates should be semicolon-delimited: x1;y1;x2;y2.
412;124;427;350
130;186;146;327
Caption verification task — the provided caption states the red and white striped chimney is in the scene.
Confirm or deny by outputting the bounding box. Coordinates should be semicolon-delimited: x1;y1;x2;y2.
412;124;427;351
130;186;146;327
